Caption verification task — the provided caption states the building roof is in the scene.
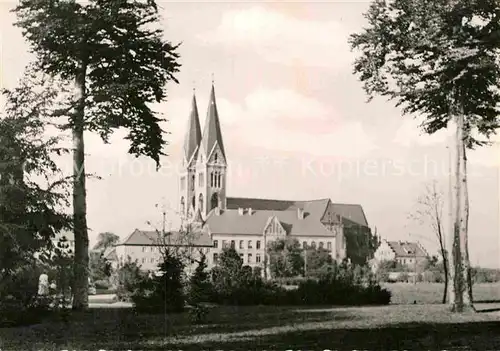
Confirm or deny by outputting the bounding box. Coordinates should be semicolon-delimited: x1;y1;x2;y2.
226;197;368;227
183;93;202;164
387;241;427;258
117;229;212;247
200;84;225;159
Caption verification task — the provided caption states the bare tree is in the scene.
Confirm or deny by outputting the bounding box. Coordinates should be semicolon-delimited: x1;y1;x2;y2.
410;180;449;304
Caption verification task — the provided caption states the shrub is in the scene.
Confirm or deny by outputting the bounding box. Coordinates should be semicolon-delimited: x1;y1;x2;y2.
131;253;185;314
188;304;209;324
0;261;52;327
114;258;147;302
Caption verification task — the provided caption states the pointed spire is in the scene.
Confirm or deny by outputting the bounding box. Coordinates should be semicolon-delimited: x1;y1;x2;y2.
201;83;226;158
183;92;202;163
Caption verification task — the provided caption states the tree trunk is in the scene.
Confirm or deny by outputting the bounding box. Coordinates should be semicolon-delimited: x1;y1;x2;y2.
447;116;456;307
449;103;474;313
71;63;89;310
441;247;448;304
461;143;474;307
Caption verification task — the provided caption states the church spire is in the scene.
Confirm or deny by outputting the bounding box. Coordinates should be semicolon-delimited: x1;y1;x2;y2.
183;92;202;164
201;83;226;158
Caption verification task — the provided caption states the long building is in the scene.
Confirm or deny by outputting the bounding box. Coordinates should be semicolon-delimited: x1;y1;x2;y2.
110;84;371;276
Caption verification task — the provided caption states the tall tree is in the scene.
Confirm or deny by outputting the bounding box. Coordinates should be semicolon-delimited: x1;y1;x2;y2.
410;180;449;303
0;73;71;280
14;0;180;310
93;232;119;252
350;0;500;312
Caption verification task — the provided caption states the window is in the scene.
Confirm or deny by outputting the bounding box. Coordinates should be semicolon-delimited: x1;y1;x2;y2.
151;247;155;252
327;242;332;251
303;241;307;249
319;242;324;249
248;240;253;249
256;254;261;263
142;247;146;252
239;240;244;249
248;253;252;263
150;258;155;263
191;175;195;191
240;253;244;261
199;173;204;187
311;242;316;249
210;172;214;187
214;153;218;162
213;253;219;264
218;173;222;188
222;240;227;248
256;240;261;249
213;240;218;248
231;240;235;249
142;258;146;263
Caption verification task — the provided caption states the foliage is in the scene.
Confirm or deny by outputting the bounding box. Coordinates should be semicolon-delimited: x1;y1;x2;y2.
305;248;333;276
114;257;147;302
345;225;379;265
267;238;304;278
93;232;119;252
187;253;212;305
89;250;112;282
350;0;500;148
188;304;210;325
131;253;185;314
14;0;181;309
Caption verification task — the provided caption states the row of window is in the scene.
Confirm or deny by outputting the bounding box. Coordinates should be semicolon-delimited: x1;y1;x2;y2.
213;239;333;251
180;171;223;191
212;252;262;264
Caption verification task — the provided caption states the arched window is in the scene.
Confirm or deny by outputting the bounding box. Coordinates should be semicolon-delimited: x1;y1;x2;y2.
191;175;195;191
180;197;185;214
199;193;204;212
210;172;214;187
214;153;218;162
211;192;218;210
217;173;222;188
191;196;195;211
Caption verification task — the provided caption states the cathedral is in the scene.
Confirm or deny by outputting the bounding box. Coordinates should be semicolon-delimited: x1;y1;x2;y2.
177;84;370;270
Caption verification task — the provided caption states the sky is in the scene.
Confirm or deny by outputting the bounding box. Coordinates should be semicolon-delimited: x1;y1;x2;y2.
1;1;499;268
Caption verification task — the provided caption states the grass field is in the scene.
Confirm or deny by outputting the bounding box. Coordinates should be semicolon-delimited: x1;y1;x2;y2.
1;303;499;350
385;282;500;304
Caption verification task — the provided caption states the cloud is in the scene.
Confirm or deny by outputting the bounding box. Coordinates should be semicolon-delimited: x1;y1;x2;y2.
199;6;353;69
161;87;375;158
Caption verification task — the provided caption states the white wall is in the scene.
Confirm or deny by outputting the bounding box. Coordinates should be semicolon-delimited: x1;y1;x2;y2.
374;240;396;262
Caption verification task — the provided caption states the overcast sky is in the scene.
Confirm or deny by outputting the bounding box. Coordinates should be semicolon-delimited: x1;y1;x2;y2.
1;1;499;268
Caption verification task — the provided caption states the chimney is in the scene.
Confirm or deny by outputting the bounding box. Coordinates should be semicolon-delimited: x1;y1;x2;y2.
247;208;252;216
297;208;304;219
238;207;244;215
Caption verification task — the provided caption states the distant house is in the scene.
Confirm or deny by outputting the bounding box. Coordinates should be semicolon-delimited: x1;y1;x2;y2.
373;239;428;267
111;227;212;275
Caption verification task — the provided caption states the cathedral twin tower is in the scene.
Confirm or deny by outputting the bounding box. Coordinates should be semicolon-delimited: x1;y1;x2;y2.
179;84;227;220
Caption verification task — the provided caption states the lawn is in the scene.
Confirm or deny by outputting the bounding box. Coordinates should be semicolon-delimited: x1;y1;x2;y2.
1;303;499;350
385;282;500;304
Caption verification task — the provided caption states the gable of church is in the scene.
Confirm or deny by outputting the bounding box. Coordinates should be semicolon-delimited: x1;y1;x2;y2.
263;216;286;237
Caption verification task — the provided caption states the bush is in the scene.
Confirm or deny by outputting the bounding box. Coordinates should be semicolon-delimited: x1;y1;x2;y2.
131;254;185;314
0;261;53;327
188;304;209;324
114;258;147;302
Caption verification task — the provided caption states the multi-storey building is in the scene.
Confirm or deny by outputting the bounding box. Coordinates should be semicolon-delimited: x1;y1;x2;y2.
373;239;428;267
108;84;371;277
